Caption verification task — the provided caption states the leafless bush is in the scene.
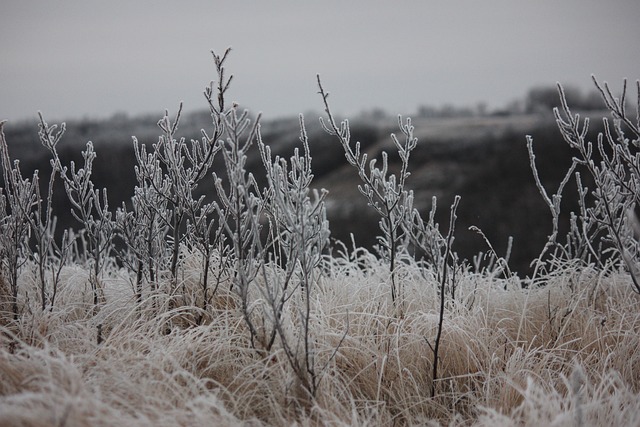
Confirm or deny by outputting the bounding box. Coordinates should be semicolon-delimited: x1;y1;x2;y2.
318;77;418;307
40;115;115;309
258;114;344;401
317;77;466;398
0;121;37;320
528;77;640;293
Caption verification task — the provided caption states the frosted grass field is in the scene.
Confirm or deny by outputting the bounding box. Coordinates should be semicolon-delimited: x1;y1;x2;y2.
1;255;639;425
1;51;639;425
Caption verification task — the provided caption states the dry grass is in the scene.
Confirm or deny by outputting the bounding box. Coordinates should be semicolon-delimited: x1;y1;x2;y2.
1;250;639;426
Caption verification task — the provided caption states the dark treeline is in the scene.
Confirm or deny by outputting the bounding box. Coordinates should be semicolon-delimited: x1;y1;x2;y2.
1;85;609;276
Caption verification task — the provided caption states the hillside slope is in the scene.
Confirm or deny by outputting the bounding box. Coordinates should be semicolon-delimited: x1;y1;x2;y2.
2;110;603;275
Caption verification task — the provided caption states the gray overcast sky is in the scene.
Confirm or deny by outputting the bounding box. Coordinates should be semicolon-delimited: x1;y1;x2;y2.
1;0;639;123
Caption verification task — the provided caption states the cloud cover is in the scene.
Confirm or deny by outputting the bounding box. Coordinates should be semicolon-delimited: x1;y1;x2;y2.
1;0;639;122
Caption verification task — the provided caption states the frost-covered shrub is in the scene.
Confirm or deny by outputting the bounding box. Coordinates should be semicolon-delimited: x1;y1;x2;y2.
0;121;37;321
529;77;640;293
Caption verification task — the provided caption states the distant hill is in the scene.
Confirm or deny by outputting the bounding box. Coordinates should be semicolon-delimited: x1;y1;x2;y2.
2;109;607;276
